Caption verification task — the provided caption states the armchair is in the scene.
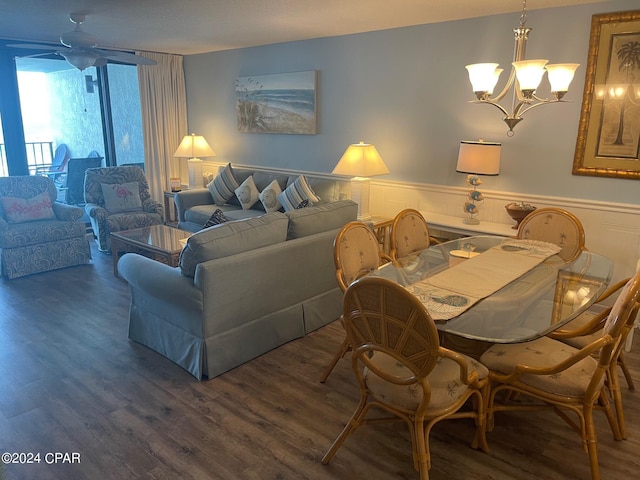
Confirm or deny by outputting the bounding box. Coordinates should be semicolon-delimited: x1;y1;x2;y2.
84;166;163;252
0;175;91;279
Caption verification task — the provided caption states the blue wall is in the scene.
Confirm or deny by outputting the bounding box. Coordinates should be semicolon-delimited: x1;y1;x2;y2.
183;0;639;205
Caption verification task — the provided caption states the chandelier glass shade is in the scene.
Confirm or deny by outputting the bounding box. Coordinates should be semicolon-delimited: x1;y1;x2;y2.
465;0;580;135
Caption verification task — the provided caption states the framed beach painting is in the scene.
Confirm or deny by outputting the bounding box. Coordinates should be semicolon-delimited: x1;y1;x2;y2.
573;10;640;180
235;70;317;134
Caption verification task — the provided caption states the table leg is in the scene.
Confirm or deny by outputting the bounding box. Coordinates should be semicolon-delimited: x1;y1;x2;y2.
111;238;120;277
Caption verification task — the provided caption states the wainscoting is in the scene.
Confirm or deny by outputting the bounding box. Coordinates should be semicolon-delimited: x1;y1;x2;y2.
371;179;640;285
202;161;640;284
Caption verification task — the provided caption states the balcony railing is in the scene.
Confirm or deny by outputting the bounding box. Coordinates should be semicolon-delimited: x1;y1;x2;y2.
0;141;55;176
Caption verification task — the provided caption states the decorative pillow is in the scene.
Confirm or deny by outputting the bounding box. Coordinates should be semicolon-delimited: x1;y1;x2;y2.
258;180;283;213
207;163;239;205
1;190;55;223
203;208;229;229
278;175;321;212
235;175;260;210
101;182;142;213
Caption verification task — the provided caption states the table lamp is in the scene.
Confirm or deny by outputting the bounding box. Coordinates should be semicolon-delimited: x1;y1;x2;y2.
173;133;216;189
456;140;501;225
332;141;389;221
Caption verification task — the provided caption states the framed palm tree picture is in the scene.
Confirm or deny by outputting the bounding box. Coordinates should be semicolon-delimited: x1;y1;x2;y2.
573;10;640;179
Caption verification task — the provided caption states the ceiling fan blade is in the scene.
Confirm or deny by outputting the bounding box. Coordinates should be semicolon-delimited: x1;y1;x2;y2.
95;49;156;66
7;43;61;52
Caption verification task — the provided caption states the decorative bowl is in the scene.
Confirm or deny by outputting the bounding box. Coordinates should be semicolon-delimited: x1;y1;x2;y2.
505;202;536;229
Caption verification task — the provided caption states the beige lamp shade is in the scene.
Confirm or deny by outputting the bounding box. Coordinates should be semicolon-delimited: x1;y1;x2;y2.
173;134;216;159
332;141;389;178
456;140;501;175
174;133;216;189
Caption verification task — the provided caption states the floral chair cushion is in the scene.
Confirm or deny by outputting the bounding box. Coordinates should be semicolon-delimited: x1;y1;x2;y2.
479;336;600;397
364;351;488;411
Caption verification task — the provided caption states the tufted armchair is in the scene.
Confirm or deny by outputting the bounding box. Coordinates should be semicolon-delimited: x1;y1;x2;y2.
0;175;91;279
84;166;163;252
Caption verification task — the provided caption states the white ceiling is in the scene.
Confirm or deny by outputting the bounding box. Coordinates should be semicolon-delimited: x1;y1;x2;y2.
0;0;604;55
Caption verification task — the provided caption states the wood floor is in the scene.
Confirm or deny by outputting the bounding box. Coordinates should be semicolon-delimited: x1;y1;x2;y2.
1;240;639;480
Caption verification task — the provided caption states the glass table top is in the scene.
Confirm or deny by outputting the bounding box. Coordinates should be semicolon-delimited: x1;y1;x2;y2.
368;235;613;344
111;225;191;253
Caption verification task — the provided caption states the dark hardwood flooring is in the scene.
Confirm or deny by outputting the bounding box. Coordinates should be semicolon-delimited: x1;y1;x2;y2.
0;240;639;480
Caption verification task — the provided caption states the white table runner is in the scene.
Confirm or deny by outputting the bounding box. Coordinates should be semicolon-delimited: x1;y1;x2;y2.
405;239;561;321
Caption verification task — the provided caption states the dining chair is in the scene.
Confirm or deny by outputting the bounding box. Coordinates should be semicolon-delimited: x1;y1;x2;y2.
479;270;640;480
516;207;586;263
322;276;489;480
549;268;639;438
390;208;439;260
320;221;392;383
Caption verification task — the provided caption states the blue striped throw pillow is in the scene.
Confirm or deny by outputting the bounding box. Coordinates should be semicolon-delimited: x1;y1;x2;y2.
207;163;239;205
278;175;320;212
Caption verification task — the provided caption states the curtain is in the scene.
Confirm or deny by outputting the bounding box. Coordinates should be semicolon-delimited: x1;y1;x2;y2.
136;51;188;205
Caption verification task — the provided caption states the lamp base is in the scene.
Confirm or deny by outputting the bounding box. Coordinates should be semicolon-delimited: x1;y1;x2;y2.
350;177;372;222
462;217;480;225
188;158;203;189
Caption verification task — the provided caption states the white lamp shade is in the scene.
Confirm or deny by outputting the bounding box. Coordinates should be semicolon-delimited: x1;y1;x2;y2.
332;141;389;178
456;140;501;175
545;63;579;92
465;63;501;94
173;134;216;159
513;59;548;91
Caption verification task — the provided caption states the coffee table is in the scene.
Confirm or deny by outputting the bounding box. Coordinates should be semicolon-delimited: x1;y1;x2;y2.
110;224;192;277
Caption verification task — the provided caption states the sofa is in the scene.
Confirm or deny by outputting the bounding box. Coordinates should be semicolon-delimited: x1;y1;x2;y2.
174;165;346;232
118;199;358;380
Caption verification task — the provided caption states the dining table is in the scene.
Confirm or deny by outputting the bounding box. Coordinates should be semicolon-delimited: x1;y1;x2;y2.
368;235;613;354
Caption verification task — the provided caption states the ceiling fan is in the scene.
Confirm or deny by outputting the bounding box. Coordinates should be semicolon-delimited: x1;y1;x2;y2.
9;13;156;71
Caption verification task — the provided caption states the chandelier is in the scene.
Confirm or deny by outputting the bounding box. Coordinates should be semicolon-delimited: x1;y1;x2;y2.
465;0;580;135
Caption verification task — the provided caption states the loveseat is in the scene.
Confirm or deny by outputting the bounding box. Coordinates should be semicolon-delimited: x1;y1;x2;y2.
174;164;346;232
118;199;358;380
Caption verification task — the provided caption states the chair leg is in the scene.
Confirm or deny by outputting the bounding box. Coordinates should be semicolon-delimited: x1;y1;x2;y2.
618;353;635;391
321;397;367;465
608;365;628;440
320;335;351;383
413;419;430;480
584;405;601;480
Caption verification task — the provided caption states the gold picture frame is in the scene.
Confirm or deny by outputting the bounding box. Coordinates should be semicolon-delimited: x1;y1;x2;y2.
573;10;640;179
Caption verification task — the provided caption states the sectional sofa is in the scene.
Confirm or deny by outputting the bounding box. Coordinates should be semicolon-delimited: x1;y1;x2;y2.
174;165;346;232
118;198;358;380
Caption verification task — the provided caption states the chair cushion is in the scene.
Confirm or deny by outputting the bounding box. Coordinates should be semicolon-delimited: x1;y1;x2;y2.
235;175;259;210
278;175;320;212
259;180;283;213
207;163;239;205
363;351;488;411
479;336;601;397
105;211;163;233
100;182;143;213
1;191;55;223
179;212;288;277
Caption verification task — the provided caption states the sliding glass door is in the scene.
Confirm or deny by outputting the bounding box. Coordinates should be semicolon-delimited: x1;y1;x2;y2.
0;43;146;181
